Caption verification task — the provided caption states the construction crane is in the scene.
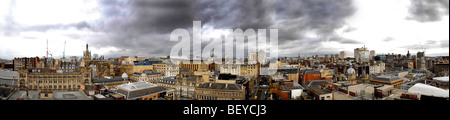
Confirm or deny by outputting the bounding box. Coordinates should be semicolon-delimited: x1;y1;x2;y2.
419;41;426;53
63;41;66;62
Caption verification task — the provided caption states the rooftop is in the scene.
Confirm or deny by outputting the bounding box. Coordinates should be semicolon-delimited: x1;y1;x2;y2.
52;91;93;100
159;77;176;85
408;83;449;98
376;85;394;91
116;81;172;100
93;76;125;83
372;76;402;82
305;70;321;74
281;84;304;91
308;86;332;95
0;69;18;80
433;77;449;82
117;81;158;91
197;82;242;91
305;80;332;87
7;90;93;100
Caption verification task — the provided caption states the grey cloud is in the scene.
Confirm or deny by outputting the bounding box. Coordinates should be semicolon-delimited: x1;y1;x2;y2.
328;35;362;44
383;37;395;42
407;0;449;22
401;40;449;51
21;21;93;32
2;0;358;58
192;0;355;42
440;40;449;48
1;0;19;36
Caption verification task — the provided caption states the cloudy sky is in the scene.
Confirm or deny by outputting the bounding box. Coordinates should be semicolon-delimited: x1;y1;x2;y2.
0;0;448;60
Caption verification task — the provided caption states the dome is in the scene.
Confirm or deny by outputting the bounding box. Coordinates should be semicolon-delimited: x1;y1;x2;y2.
347;67;355;75
121;73;128;79
141;73;147;77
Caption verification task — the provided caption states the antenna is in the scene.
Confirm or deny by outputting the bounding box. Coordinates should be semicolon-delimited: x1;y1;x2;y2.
63;41;66;62
46;39;48;59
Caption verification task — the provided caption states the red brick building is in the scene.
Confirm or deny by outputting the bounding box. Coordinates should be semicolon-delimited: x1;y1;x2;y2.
301;70;321;86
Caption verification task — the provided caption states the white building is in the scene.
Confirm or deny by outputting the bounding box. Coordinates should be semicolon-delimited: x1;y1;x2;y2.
355;47;370;62
166;63;179;77
339;51;346;59
220;64;240;75
369;62;385;74
258;50;266;64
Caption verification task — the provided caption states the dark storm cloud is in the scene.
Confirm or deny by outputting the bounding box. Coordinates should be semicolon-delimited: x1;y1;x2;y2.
63;0;357;57
0;0;357;58
192;0;355;42
407;0;449;22
328;35;362;44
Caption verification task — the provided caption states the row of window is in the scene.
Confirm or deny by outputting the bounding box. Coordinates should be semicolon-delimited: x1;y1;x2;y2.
195;95;239;100
21;79;90;84
27;80;83;84
28;85;80;89
27;75;82;78
196;91;242;97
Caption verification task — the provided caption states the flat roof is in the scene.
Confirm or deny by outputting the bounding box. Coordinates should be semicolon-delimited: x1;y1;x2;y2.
7;90;93;100
52;91;93;100
309;86;332;95
377;85;394;91
197;82;242;91
433;77;449;82
372;76;402;82
0;69;18;79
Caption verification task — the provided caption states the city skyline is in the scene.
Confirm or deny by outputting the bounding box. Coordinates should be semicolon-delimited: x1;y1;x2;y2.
1;0;449;60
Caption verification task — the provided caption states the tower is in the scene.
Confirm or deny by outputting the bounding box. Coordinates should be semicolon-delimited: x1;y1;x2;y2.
83;44;92;66
407;50;411;59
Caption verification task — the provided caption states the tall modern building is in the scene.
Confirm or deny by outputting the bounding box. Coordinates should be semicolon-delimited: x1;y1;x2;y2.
354;46;370;62
339;51;346;59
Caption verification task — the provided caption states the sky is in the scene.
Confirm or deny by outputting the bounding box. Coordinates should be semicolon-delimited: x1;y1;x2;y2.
0;0;448;60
